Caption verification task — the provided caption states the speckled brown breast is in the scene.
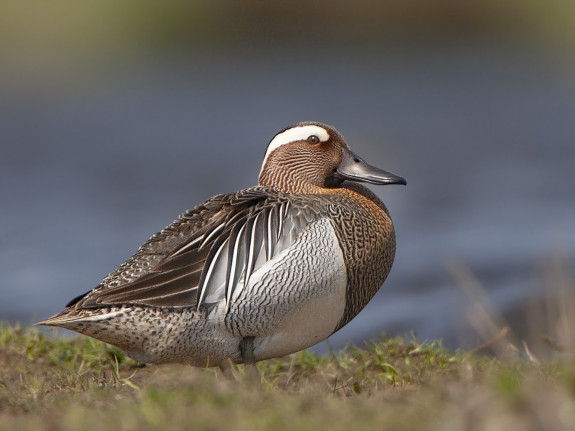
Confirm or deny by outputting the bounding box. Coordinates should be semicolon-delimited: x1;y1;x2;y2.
318;182;396;331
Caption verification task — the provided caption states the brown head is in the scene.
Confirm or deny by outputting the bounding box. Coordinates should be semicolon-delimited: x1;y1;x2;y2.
258;122;407;194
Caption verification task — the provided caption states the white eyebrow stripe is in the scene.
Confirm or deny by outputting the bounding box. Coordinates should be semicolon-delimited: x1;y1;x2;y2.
259;125;330;175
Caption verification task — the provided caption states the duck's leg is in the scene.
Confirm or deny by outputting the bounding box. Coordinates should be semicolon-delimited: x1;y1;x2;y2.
218;359;236;380
239;336;256;364
239;336;260;381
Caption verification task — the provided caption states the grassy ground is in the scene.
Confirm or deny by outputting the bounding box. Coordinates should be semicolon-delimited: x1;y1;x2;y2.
1;322;574;431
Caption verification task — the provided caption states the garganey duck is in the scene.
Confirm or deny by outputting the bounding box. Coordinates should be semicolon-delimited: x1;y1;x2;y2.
38;122;406;370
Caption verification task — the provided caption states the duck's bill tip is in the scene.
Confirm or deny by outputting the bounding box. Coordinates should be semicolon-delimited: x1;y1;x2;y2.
335;149;407;186
366;174;407;186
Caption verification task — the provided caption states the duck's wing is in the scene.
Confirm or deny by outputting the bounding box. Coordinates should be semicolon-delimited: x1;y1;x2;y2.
66;188;321;312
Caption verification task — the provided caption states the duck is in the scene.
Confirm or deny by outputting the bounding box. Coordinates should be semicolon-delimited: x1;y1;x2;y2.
37;122;406;371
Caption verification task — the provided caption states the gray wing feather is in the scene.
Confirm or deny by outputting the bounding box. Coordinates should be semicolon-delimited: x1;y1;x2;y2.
196;201;301;311
72;188;322;311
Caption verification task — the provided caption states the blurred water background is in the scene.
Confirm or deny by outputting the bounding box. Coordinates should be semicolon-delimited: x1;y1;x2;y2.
2;1;574;351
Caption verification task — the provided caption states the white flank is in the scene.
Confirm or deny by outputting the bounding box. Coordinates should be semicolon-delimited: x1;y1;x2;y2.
260;125;330;176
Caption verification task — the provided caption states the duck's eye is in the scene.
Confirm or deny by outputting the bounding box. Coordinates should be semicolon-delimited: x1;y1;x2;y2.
307;135;320;145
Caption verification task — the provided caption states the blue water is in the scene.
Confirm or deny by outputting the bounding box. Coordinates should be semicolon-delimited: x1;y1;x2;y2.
2;44;574;350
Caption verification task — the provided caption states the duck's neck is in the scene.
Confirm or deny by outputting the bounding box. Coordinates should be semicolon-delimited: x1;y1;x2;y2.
258;174;326;195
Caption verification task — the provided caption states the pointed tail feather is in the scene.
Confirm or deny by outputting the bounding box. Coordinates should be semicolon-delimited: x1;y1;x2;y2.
36;308;123;328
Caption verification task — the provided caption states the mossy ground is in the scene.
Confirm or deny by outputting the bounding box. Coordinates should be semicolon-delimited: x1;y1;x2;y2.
1;323;574;431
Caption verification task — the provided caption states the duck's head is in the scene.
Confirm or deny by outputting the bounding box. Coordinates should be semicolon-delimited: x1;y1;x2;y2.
258;122;407;193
